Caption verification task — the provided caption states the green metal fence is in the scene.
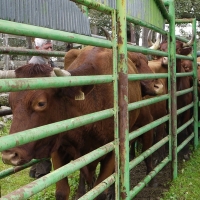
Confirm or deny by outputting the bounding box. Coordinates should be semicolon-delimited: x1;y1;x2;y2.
0;0;198;199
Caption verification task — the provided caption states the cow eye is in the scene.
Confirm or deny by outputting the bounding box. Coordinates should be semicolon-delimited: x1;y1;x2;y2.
38;102;46;107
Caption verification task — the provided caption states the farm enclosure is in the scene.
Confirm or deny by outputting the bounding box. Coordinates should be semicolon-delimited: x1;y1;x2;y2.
0;0;199;200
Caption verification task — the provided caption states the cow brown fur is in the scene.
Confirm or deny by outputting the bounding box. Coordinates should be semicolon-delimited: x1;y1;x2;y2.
2;46;163;199
152;40;193;159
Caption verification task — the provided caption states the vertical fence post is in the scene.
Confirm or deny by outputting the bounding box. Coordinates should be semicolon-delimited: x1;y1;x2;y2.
192;18;198;149
111;9;121;200
167;0;178;179
116;0;130;199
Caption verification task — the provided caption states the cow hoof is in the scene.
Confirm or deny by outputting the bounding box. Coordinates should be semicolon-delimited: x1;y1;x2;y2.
183;153;190;161
55;192;68;200
148;179;158;188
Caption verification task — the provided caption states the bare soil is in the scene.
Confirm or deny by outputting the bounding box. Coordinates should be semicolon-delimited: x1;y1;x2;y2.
130;160;171;200
129;152;185;200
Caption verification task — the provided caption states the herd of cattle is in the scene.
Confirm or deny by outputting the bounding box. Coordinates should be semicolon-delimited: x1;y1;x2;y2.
1;32;200;199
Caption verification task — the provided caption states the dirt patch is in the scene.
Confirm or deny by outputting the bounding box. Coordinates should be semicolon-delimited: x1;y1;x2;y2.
130;152;186;200
130;160;171;200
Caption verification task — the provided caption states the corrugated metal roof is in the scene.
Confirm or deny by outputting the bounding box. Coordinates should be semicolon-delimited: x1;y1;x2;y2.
95;0;165;29
0;0;91;36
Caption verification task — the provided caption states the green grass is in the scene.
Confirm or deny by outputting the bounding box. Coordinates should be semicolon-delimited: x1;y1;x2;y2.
161;146;200;200
2;118;200;199
0;119;79;199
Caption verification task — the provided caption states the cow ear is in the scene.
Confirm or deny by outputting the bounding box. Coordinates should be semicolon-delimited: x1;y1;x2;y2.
62;85;94;100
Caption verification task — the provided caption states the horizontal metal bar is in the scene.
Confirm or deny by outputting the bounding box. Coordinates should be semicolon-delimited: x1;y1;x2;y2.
129;136;169;170
176;87;193;96
127;45;168;57
128;73;168;80
154;0;171;22
79;174;115;200
126;15;167;35
0;75;113;93
176;54;193;60
175;19;194;23
130;156;170;198
177;118;194;135
0;108;12;117
0;109;114;152
129;116;169;142
176;72;193;77
0;47;66;57
72;0;113;14
0;159;45;179
1;142;115;200
177;132;194;153
0;20;112;48
177;103;194;116
128;94;169;111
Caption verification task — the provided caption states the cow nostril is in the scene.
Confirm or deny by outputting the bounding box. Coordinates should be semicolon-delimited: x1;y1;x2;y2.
13;152;19;159
154;84;159;89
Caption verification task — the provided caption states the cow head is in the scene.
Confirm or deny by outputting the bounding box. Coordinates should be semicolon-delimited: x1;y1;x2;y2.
1;64;87;166
128;52;164;96
148;30;194;67
181;59;193;72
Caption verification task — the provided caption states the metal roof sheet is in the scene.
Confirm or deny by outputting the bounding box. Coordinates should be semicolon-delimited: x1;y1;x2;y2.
0;0;91;36
95;0;165;29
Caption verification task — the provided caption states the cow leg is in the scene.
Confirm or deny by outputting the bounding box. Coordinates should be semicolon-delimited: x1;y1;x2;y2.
74;172;86;200
129;126;139;161
142;130;154;174
51;151;70;200
178;111;192;160
75;162;97;199
95;152;115;200
141;129;158;187
154;124;167;164
129;141;136;160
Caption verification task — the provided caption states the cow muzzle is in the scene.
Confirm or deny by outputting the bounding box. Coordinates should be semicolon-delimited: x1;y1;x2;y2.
1;150;31;166
154;79;164;95
162;57;168;65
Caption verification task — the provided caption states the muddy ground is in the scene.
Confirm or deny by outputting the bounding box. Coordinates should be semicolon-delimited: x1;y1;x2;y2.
129;152;185;200
130;160;171;200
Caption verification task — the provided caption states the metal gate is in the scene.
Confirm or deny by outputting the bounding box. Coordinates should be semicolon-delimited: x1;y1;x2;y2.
0;0;198;199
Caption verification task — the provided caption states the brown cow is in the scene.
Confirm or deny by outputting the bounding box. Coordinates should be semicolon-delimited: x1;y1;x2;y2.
149;35;194;160
2;46;163;199
65;47;162;197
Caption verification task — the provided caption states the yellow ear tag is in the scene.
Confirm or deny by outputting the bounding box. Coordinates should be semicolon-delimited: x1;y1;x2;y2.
75;91;85;100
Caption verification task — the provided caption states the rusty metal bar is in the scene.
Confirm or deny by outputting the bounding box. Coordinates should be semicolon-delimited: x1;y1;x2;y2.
191;18;199;149
167;0;178;180
0;109;114;152
0;159;45;179
116;0;130;198
0;20;112;48
130;157;170;198
129;136;169;170
72;0;113;14
0;75;113;93
0;108;12;117
111;9;121;200
129;116;169;141
0;47;66;57
177;133;194;153
126;15;167;35
177;118;194;135
1;142;115;200
79;174;115;200
154;0;171;22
